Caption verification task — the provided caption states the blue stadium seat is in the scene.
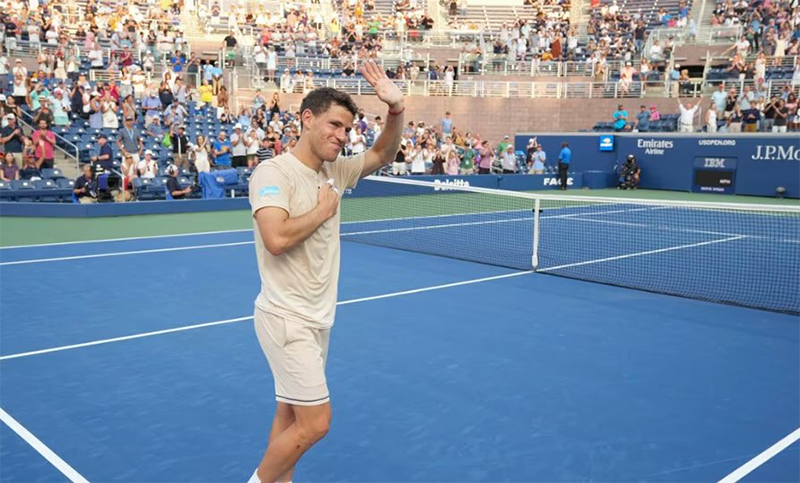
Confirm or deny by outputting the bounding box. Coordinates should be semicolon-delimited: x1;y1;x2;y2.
33;179;60;202
41;168;67;181
11;180;36;202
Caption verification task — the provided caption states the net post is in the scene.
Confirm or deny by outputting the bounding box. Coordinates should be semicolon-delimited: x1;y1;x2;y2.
532;197;541;270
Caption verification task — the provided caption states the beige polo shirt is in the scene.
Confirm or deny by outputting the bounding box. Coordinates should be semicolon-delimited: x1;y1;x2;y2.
249;151;365;329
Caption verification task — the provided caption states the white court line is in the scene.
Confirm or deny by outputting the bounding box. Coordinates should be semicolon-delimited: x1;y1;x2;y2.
0;203;647;250
538;236;747;272
0;407;90;483
0;241;253;267
1;207;656;266
718;427;800;483
0;228;253;250
0;271;531;361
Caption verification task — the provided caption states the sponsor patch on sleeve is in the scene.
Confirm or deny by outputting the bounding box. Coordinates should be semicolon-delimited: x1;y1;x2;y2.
258;186;280;197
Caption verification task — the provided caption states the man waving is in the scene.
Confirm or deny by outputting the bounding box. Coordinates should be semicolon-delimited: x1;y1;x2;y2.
247;61;404;483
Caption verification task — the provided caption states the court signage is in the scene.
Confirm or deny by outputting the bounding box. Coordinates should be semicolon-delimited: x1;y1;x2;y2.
636;139;674;155
433;179;471;191
751;145;800;161
543;177;574;186
598;135;614;151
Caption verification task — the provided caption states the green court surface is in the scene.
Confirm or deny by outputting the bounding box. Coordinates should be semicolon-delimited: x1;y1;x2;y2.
1;189;797;247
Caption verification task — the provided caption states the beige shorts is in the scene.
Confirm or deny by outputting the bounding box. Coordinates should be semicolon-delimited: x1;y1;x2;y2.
254;308;330;406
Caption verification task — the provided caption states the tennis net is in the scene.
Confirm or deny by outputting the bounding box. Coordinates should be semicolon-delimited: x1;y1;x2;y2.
340;176;800;315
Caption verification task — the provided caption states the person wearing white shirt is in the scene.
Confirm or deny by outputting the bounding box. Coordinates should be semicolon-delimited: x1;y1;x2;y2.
677;98;700;132
706;101;718;133
410;145;426;174
501;145;517;174
137;151;159;179
529;145;546;174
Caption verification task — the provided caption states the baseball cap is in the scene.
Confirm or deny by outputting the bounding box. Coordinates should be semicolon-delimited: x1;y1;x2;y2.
145;149;153;155
234;123;242;129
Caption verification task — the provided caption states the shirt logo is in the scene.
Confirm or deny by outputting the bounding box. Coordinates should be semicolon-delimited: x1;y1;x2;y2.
259;186;280;197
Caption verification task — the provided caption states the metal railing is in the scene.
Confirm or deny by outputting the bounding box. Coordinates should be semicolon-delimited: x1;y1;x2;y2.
17;110;81;171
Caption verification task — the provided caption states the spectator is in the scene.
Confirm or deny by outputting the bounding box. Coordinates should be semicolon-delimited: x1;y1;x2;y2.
91;134;114;171
255;136;275;165
32;120;56;169
460;146;475;175
213;131;232;167
246;128;260;168
711;84;727;119
500;145;517;174
649;105;661;122
477;141;493;174
612;104;628;131
73;164;96;204
392;140;408;175
170;125;190;168
33;99;55;128
19;154;41;181
0;152;19;181
446;150;460;175
530;145;546;174
138;150;159;179
51;89;70;126
230;123;248;167
677;98;700;132
191;135;212;173
706;101;718;133
0;114;24;164
636;105;651;132
742;103;760;132
440;111;453;136
118;116;143;165
772;99;788;133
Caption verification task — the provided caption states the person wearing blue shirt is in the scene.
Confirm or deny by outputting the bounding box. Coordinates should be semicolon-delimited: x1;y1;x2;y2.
636;105;651;132
212;131;232;167
612;105;628;131
557;142;572;190
171;51;184;73
91;134;115;171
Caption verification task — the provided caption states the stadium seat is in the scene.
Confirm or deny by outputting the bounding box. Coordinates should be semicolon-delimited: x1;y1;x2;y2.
35;179;64;203
10;180;36;202
41;168;67;181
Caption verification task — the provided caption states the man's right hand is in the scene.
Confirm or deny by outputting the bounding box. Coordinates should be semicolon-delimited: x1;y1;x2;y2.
317;182;339;220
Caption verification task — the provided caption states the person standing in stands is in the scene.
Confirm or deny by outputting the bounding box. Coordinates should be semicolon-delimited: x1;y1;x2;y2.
557;141;571;190
170;124;190;168
246;61;404;483
0;114;24;165
32;119;56;169
677;98;700;132
118;115;143;166
213;131;232;167
90;134;114;171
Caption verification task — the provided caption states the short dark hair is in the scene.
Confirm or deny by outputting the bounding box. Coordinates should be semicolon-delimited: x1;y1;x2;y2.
299;88;358;128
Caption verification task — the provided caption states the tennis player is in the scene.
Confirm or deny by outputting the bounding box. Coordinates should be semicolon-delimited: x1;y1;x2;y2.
247;61;404;483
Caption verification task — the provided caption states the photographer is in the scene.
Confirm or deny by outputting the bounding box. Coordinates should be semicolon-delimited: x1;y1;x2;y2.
165;164;191;199
73;164;97;204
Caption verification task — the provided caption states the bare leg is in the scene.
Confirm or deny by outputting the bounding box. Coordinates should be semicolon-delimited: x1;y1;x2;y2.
269;402;296;483
256;402;331;483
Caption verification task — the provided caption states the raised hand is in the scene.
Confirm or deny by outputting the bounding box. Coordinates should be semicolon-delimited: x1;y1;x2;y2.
359;60;403;110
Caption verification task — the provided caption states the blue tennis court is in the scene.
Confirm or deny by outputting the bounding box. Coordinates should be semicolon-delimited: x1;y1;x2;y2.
1;201;799;482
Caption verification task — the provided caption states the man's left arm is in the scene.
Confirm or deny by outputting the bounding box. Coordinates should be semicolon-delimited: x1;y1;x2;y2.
361;61;404;178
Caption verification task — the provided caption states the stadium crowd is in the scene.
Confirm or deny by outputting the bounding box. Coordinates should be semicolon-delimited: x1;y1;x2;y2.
0;0;798;202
